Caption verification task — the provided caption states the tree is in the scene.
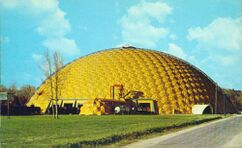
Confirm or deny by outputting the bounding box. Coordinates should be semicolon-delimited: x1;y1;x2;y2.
44;50;55;117
42;50;64;119
223;89;242;111
17;85;36;105
53;51;64;119
0;84;35;106
7;84;17;94
0;84;7;92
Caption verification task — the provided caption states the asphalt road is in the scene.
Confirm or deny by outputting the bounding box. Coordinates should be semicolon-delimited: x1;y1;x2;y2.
124;115;242;148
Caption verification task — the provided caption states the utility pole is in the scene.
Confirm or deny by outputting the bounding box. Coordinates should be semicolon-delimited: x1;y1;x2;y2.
223;93;226;115
215;83;218;114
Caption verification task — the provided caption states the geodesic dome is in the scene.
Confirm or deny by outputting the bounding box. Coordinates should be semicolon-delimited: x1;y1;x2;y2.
27;47;236;114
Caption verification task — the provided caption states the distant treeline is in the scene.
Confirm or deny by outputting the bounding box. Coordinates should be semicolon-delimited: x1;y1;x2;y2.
0;84;36;106
223;89;242;111
0;85;241;111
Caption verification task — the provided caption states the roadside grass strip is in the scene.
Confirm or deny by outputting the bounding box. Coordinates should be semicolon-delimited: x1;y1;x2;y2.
0;115;224;147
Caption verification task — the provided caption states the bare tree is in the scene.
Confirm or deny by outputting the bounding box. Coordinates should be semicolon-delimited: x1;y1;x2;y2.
42;49;64;119
17;85;36;105
53;50;64;119
44;50;55;118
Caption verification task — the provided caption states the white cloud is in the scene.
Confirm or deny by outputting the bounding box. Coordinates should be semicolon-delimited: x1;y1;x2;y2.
127;0;172;23
213;55;237;66
36;9;70;38
26;0;58;15
164;43;197;66
1;0;80;56
166;43;188;60
43;38;80;56
169;34;177;40
187;17;242;51
0;0;18;8
186;16;242;89
0;0;58;15
187;17;242;66
32;53;44;63
120;0;172;48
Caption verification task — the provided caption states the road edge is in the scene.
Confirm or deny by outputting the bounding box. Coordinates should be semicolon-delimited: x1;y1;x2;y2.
124;115;240;148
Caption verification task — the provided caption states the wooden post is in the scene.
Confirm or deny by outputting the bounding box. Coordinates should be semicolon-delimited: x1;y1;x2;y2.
7;99;10;119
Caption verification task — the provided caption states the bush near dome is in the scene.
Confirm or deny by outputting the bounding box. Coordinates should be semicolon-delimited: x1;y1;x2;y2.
27;47;238;115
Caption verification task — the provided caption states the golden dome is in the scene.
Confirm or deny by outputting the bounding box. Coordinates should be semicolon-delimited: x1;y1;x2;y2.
27;47;218;114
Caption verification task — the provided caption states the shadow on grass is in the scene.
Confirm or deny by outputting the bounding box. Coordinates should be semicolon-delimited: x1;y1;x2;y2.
55;116;222;148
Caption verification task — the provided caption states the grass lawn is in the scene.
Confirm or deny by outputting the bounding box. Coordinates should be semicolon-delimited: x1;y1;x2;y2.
0;114;225;147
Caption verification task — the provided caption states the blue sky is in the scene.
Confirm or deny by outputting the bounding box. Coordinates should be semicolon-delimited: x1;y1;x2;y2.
0;0;241;89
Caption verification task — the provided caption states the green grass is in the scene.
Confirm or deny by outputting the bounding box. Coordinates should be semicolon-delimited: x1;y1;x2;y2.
0;114;225;147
